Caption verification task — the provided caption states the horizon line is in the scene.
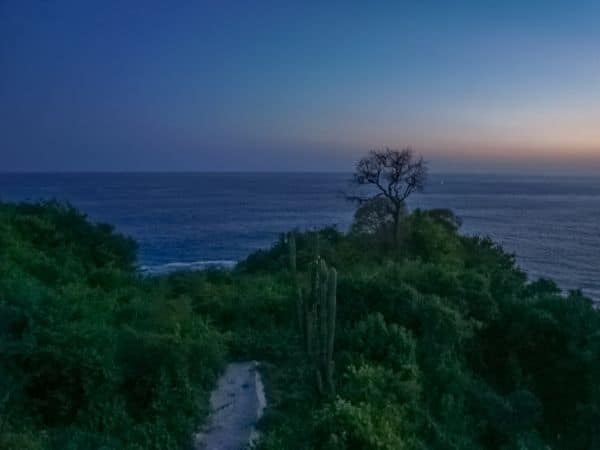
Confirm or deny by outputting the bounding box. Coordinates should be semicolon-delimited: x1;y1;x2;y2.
0;169;599;178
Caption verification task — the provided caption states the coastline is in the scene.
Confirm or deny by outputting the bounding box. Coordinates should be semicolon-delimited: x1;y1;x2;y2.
139;259;237;275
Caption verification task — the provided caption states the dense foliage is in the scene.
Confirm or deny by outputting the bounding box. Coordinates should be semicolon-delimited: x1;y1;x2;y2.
0;202;225;449
2;200;599;449
181;208;600;449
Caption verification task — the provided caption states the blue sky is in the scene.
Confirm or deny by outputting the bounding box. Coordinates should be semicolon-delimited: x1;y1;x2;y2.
1;1;599;172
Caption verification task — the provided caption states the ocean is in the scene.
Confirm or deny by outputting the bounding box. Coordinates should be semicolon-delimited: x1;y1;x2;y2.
0;173;598;300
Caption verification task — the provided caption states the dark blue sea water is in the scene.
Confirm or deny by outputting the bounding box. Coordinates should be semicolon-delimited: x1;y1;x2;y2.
1;173;599;300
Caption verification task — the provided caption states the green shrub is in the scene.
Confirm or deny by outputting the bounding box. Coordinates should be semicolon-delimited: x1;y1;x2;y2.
0;201;224;449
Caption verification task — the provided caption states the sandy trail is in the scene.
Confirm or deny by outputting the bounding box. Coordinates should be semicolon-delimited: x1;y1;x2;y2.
194;361;266;450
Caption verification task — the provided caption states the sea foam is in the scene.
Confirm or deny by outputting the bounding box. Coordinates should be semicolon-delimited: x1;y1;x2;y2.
139;260;237;275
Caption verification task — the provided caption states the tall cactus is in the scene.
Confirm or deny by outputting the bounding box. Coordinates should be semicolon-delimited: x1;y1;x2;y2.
312;259;336;395
288;232;337;395
324;265;336;394
288;233;304;338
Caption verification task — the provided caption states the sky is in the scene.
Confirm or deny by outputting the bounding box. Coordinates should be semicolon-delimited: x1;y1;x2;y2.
1;1;599;173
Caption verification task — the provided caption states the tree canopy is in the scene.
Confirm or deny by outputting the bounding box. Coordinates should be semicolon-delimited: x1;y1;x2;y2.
349;147;428;242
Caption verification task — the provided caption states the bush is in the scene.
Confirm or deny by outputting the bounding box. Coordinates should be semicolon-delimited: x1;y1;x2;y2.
0;201;225;449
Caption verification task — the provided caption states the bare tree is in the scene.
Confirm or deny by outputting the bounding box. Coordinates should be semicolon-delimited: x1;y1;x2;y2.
348;147;428;242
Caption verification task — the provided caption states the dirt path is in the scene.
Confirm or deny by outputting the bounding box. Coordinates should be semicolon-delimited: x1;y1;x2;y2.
193;361;266;450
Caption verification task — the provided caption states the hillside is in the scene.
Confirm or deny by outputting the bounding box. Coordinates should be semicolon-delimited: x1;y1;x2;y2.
1;201;599;449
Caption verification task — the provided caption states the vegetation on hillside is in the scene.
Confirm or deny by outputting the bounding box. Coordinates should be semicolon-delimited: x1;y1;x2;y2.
0;202;225;449
1;158;599;449
192;207;599;450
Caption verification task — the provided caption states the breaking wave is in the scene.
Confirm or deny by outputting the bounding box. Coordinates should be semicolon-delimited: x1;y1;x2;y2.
139;260;237;275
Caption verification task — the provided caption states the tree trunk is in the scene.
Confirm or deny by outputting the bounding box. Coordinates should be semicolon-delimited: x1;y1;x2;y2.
393;205;402;246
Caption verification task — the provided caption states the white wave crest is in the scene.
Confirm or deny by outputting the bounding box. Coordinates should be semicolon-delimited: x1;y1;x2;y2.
139;259;237;275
